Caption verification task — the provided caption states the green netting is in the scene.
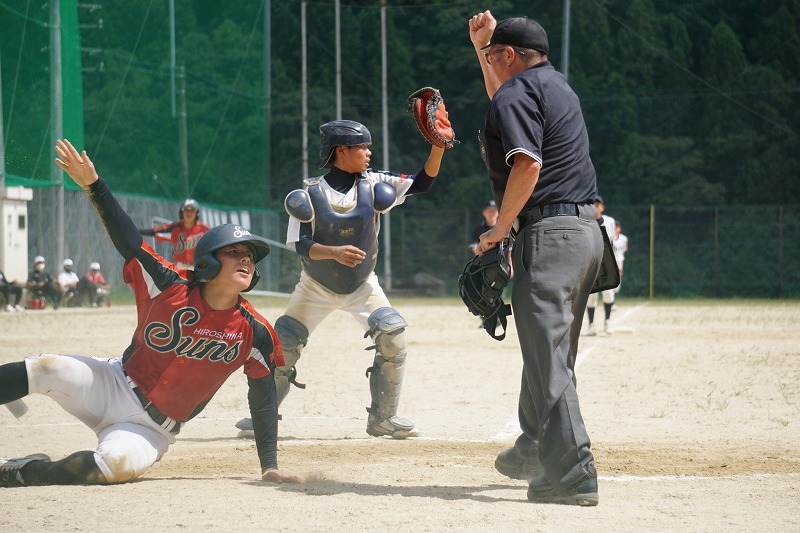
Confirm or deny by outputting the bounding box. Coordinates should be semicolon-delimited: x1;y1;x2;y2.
1;0;84;188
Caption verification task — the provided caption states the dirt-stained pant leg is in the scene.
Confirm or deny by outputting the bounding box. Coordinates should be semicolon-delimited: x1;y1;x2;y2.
23;354;173;484
512;205;603;489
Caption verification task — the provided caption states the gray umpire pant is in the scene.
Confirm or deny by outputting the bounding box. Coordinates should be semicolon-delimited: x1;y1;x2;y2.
511;203;603;489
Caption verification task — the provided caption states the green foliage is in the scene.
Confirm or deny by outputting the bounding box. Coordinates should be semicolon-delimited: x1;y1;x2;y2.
2;0;799;210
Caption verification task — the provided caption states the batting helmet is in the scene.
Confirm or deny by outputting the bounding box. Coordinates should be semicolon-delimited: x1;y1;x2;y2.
193;224;270;292
179;198;201;220
318;120;372;169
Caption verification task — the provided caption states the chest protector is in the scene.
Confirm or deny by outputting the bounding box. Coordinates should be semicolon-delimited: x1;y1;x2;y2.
304;178;386;294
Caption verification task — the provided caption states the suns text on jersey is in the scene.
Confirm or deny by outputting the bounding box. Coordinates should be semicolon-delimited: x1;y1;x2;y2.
144;307;242;363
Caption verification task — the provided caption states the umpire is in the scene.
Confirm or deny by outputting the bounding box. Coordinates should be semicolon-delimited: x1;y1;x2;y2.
468;12;604;505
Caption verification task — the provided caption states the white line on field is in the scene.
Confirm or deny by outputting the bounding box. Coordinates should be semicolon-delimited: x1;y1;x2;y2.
602;472;800;482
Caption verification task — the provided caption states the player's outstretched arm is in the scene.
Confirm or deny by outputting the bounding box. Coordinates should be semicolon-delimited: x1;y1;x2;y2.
54;139;99;189
423;144;445;178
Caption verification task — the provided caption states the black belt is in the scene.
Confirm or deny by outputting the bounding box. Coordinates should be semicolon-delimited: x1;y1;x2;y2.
124;372;182;435
518;203;580;227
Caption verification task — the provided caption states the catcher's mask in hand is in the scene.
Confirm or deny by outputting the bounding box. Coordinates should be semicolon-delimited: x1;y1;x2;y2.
458;240;512;341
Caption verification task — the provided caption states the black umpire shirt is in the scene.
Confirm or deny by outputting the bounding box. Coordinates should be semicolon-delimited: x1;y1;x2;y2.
480;61;597;208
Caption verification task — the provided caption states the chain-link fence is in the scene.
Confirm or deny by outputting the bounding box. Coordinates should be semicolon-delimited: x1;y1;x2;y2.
384;205;800;299
21;190;800;299
26;187;298;295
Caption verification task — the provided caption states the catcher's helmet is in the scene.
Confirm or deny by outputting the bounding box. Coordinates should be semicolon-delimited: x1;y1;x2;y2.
318;120;372;169
179;198;201;220
193;224;270;292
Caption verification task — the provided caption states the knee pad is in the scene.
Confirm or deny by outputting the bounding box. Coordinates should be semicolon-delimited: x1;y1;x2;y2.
275;315;309;368
365;307;407;359
274;315;309;405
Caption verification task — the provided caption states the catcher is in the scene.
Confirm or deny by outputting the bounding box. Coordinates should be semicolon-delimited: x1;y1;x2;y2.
0;139;300;487
236;90;455;439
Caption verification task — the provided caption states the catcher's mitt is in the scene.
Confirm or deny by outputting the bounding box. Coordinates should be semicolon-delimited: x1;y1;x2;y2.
408;87;458;149
458;241;512;341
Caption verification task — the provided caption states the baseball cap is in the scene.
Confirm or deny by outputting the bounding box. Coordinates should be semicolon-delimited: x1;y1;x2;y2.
34;256;45;264
181;198;199;211
63;258;74;267
594;195;605;205
483;200;498;210
90;262;101;270
481;17;549;56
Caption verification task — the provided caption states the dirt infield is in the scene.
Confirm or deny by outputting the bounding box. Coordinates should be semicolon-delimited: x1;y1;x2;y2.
1;298;799;531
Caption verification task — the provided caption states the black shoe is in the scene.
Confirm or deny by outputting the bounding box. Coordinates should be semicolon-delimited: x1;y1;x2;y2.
527;465;599;506
494;446;542;481
0;453;51;487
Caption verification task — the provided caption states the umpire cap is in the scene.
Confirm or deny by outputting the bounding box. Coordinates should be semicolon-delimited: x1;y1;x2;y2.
482;17;549;56
318;120;372;169
193;224;270;292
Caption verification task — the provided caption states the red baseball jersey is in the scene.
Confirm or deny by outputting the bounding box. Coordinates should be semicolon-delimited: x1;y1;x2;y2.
152;221;211;265
120;245;284;421
88;176;283;470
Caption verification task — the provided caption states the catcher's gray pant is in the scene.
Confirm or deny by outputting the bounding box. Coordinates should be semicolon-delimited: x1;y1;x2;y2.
511;203;603;489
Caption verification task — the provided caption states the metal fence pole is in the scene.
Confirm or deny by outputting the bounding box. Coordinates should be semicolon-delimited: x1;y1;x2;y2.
649;204;655;300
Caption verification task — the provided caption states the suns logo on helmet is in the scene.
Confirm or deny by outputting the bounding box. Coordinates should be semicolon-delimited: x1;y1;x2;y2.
233;226;252;238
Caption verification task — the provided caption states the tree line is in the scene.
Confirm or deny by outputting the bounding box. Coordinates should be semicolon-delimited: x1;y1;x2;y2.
2;0;798;212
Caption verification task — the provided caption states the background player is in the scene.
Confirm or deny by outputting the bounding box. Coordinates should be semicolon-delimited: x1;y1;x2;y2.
0;139;300;487
139;198;210;270
613;220;628;292
26;256;62;310
236;119;445;439
57;259;80;307
468;200;499;255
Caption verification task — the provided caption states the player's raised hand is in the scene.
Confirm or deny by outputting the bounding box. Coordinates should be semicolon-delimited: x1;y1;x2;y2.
262;468;303;484
55;139;99;189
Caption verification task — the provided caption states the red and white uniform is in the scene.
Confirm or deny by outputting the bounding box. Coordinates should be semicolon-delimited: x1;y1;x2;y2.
121;248;282;421
23;178;283;483
148;220;210;268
